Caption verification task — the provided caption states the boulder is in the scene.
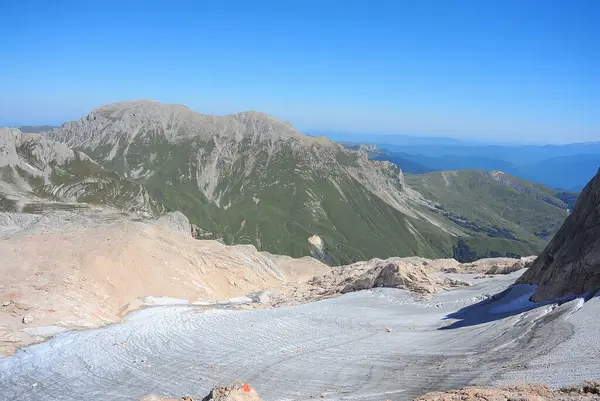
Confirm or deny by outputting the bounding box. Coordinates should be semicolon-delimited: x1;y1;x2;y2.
201;383;262;401
154;212;191;237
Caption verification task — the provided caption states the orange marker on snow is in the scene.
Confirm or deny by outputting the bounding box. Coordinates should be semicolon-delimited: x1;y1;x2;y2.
243;383;251;392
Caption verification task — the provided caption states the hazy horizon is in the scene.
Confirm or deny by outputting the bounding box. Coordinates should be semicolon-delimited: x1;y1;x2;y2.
4;100;596;146
1;1;598;143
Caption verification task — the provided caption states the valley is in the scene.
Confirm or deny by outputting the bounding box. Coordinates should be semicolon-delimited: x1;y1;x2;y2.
3;2;599;399
0;100;571;264
1;102;598;401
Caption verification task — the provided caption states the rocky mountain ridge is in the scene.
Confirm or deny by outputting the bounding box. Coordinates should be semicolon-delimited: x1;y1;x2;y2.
39;100;573;263
0;127;162;216
46;100;459;264
517;168;600;301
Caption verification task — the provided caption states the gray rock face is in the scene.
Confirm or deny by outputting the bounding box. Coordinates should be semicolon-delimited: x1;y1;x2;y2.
0;127;82;171
50;100;304;148
0;127;163;216
154;211;192;236
517;169;600;301
48;100;414;212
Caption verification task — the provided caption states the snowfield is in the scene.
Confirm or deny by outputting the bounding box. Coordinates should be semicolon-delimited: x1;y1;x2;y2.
1;271;598;401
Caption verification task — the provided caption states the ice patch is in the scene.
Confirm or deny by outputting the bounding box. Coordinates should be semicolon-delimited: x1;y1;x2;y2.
143;296;190;306
192;301;213;306
218;296;253;305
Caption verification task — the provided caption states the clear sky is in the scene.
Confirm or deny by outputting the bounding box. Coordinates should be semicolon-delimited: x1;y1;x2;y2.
1;0;598;143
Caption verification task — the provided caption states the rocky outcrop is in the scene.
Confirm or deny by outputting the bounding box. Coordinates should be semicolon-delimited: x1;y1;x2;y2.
415;381;600;401
0;127;82;169
517;169;600;301
0;210;329;357
307;234;332;264
445;255;536;275
338;259;468;296
141;381;600;401
280;257;471;304
154;211;193;236
139;384;263;401
201;383;262;401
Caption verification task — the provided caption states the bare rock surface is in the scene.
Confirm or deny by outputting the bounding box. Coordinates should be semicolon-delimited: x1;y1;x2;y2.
446;256;535;275
139;384;263;401
416;382;600;401
143;381;600;401
0;211;328;356
0;127;81;170
201;383;263;401
0;205;540;357
518;169;600;301
0;208;129;239
331;258;468;296
264;257;472;309
0;127;161;216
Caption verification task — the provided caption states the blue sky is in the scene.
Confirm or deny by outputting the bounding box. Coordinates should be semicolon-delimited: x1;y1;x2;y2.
1;0;598;143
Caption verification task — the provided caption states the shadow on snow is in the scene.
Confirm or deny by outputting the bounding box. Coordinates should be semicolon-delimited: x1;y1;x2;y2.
438;284;578;330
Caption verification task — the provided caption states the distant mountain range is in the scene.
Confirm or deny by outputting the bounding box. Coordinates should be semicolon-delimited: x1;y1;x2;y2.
330;134;600;191
0;101;575;263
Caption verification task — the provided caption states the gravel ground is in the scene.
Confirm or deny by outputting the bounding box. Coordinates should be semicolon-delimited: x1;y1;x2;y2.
0;272;597;401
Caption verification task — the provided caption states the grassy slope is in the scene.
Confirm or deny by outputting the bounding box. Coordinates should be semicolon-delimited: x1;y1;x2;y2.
405;169;571;259
92;134;454;265
74;129;573;264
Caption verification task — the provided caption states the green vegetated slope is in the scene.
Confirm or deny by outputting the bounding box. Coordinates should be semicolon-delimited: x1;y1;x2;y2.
47;101;462;264
80;131;453;265
405;169;572;261
46;101;573;264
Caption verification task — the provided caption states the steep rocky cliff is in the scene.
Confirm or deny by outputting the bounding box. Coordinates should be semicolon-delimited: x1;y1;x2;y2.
517;169;600;301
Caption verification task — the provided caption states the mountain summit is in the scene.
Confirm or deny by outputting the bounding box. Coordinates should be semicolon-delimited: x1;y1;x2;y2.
48;101;447;263
52;100;304;148
46;101;570;263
